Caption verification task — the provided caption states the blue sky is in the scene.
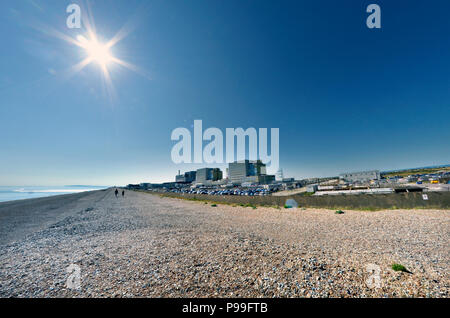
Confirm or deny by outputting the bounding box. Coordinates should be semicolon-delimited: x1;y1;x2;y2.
0;0;449;186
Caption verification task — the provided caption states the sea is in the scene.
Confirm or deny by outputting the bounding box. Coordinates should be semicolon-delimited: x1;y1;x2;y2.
0;186;108;203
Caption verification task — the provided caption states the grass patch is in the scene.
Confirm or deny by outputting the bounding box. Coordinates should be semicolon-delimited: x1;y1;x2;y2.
284;204;290;209
151;192;449;211
391;263;411;273
302;192;315;196
356;206;380;211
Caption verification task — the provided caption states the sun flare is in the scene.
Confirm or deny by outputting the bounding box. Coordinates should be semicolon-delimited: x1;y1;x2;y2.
37;8;149;103
76;35;113;67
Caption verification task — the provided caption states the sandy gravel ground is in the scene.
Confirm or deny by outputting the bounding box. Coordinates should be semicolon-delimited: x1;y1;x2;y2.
0;189;448;298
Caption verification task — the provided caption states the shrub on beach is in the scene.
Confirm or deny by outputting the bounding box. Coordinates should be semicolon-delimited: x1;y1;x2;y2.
391;263;410;273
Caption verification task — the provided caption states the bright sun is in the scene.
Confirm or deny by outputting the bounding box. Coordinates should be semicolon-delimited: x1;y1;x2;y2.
76;34;113;67
37;10;148;102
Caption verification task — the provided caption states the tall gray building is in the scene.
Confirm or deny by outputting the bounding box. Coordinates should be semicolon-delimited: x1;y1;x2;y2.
195;168;223;183
228;160;274;185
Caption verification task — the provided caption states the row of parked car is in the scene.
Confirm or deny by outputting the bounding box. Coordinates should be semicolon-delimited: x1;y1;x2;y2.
168;188;272;196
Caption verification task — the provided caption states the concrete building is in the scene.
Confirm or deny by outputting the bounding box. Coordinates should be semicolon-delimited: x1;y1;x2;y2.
276;168;284;181
306;184;318;193
176;170;197;183
339;170;380;183
195;168;223;184
175;174;185;183
259;174;276;184
228;160;275;185
127;184;141;190
184;171;197;183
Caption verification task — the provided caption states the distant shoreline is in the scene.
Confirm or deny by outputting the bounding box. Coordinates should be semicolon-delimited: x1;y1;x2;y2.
0;186;109;204
0;189;109;245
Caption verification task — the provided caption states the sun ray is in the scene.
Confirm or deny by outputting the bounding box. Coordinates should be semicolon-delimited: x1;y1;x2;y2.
100;63;117;104
105;1;151;49
30;20;83;48
110;57;152;80
106;24;133;49
82;0;97;40
71;57;94;74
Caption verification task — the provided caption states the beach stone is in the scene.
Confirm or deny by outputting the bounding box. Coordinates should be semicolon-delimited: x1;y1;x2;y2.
0;189;448;298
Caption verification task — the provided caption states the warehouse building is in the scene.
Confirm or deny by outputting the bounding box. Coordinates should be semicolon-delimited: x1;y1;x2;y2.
339;170;380;183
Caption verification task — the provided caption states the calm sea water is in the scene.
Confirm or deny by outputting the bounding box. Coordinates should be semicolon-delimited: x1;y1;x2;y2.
0;186;108;203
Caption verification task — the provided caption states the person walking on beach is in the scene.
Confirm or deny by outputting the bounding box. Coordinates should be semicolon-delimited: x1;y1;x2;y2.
115;189;118;198
122;190;125;197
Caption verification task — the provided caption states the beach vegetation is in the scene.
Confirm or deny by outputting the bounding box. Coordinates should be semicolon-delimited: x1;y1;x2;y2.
391;263;410;273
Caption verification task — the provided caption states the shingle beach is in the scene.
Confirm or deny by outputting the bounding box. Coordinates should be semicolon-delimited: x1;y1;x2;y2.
0;189;448;297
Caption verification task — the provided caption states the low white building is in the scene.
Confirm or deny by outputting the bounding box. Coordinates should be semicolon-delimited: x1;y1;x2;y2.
314;188;394;196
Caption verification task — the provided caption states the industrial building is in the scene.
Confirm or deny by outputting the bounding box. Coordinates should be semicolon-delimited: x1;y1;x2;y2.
339;170;381;183
175;170;197;183
195;168;223;184
228;160;275;185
